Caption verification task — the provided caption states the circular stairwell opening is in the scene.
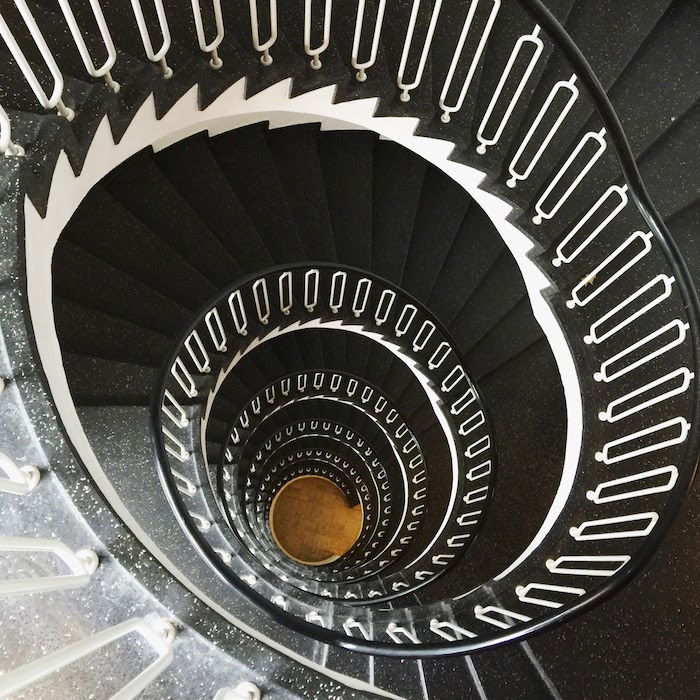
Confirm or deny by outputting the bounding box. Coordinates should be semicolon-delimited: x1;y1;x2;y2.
269;475;363;565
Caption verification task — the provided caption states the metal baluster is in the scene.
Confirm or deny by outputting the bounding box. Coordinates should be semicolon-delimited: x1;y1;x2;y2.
304;0;332;70
0;0;74;119
352;0;387;82
249;0;277;66
0;451;39;495
213;681;262;700
191;0;225;69
0;104;19;156
0;617;175;697
476;25;543;153
130;0;173;78
0;537;98;595
58;0;120;92
397;0;443;102
506;73;578;187
438;0;500;122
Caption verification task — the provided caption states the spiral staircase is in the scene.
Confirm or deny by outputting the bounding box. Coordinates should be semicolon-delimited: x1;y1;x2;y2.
0;0;698;697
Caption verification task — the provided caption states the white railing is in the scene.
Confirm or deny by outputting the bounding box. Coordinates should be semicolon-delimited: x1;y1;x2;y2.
0;0;74;119
397;0;443;102
0;450;39;495
249;0;277;66
131;0;173;77
438;0;500;123
0;103;24;157
0;617;175;698
0;536;97;594
58;0;120;92
192;0;225;69
352;0;387;82
213;681;262;700
304;0;332;70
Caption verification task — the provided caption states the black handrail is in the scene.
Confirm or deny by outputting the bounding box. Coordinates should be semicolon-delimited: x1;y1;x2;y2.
147;1;700;658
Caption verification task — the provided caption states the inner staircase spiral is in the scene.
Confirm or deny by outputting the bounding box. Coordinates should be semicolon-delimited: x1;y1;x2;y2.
0;0;698;698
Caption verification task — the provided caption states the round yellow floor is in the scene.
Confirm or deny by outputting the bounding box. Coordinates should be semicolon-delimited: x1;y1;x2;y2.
270;475;363;565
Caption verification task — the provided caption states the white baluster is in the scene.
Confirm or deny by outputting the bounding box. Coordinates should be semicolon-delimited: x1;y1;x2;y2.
595;417;690;465
585;274;675;345
507;74;578;187
569;512;658;541
546;554;630;577
185;330;211;373
278;271;293;315
188;510;211;532
0;537;98;595
567;231;653;309
162;391;189;428
130;0;173;78
533;128;607;225
515;582;585;609
162;426;190;462
0;617;175;698
352;0;387;82
343;617;370;639
595;320;690;383
214;682;262;700
476;26;542;154
0;0;74;119
171;469;197;496
0;103;23;157
552;184;628;267
191;0;225;68
304;0;332;70
249;0;277;66
0;451;39;496
438;0;501;123
397;0;443;102
429;618;476;640
586;465;678;504
386;622;419;644
474;605;530;629
58;0;119;91
599;367;694;423
205;308;227;351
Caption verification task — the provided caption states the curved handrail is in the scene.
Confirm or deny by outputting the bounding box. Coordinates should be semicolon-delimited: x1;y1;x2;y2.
0;0;695;660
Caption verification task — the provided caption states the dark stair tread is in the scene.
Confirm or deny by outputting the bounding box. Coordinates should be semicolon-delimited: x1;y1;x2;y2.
448;252;527;352
62;354;158;406
62;186;217;311
153;133;276;271
53;239;191;338
265;123;337;262
102;150;243;287
371;139;427;286
318;130;375;270
54;297;172;367
400;166;472;303
209;121;307;263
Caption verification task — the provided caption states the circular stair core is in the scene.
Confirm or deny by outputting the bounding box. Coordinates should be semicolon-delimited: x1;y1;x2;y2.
269;476;363;565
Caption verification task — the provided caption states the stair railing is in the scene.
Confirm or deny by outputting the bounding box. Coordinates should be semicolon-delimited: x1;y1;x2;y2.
0;618;176;698
0;103;23;157
304;0;332;70
248;0;277;66
0;0;74;119
57;0;120;92
191;0;225;69
0;0;696;661
352;0;387;82
0;450;39;495
397;0;443;102
130;0;173;78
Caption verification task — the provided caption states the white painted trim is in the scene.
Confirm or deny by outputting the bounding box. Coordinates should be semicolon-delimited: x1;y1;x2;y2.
23;76;582;667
